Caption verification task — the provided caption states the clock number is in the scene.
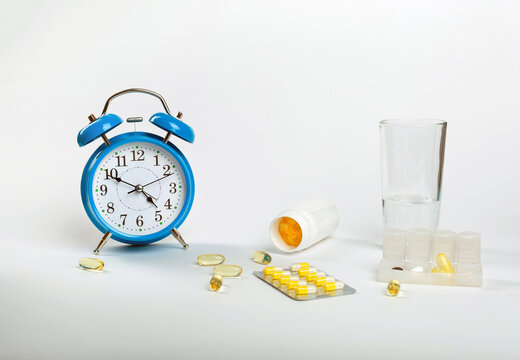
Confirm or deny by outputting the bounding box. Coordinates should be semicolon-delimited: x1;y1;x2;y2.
154;155;160;166
163;165;172;176
131;150;145;161
155;210;162;222
104;168;118;180
116;155;127;167
107;202;115;214
169;182;177;194
164;198;172;210
100;184;107;196
136;215;144;227
120;214;127;225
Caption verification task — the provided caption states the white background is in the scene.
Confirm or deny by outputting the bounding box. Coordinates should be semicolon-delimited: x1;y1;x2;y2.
1;1;519;359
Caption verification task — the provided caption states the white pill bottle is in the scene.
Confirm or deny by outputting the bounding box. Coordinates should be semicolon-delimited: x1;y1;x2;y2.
270;199;339;252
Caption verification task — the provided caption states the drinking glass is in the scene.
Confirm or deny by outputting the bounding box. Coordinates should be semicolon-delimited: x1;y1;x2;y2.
380;119;447;231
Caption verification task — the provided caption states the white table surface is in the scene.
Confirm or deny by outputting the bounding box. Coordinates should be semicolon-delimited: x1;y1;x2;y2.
2;227;519;360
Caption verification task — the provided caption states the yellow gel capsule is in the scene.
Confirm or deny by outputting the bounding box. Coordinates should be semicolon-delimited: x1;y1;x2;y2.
197;254;225;266
296;284;317;295
323;281;344;292
278;217;303;247
289;263;310;272
431;266;441;273
253;251;272;265
214;264;242;277
79;258;104;271
436;253;454;273
209;275;223;291
264;266;283;276
387;279;400;296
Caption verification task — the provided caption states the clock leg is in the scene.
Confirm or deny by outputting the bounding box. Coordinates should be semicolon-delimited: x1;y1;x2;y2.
93;231;111;255
171;228;189;250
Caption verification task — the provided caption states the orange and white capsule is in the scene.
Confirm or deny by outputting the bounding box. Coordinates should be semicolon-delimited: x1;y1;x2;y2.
287;279;307;289
295;284;317;295
263;266;283;276
314;275;335;287
298;266;317;277
290;263;310;272
323;281;344;292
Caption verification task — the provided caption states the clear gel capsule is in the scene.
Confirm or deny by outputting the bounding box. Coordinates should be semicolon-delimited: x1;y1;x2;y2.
435;253;454;273
287;279;307;289
214;264;242;277
290;263;310;272
296;284;317;295
314;276;335;287
79;258;104;271
210;275;223;291
298;266;317;277
263;266;283;276
323;281;344;292
197;254;225;266
253;251;272;265
387;279;400;296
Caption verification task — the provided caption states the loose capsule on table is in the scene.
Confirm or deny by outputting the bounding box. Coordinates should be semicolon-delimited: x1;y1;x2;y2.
197;254;225;266
253;251;272;265
323;281;344;292
79;258;104;271
263;266;283;276
290;263;310;272
387;279;400;297
210;275;223;291
214;264;243;277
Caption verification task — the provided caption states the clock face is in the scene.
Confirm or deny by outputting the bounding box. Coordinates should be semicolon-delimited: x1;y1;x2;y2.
90;141;187;236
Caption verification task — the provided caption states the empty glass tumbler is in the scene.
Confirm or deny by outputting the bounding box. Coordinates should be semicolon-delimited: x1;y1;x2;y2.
380;119;447;231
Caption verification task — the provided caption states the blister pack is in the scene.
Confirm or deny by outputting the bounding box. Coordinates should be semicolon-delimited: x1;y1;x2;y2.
254;263;356;301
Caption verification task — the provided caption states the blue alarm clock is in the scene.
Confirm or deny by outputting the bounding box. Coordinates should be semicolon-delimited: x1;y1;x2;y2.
77;89;195;254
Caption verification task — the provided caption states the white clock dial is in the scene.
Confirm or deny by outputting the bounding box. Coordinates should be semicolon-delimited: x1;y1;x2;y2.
91;141;187;235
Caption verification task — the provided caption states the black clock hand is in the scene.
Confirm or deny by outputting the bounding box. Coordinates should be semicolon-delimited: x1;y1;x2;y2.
142;190;158;208
112;175;158;200
111;175;136;188
127;173;172;194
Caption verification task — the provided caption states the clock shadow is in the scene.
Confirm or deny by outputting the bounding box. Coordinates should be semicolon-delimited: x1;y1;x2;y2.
108;242;183;255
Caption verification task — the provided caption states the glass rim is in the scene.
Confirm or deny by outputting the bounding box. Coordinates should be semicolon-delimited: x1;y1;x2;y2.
380;119;446;126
